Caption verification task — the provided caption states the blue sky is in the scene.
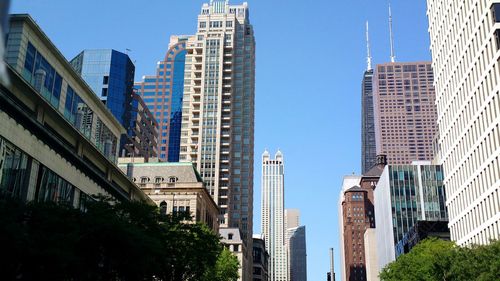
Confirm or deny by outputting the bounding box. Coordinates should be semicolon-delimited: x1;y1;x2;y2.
11;0;431;279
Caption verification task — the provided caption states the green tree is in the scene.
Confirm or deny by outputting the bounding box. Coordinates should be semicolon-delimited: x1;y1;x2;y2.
380;238;500;281
0;193;235;281
203;247;240;281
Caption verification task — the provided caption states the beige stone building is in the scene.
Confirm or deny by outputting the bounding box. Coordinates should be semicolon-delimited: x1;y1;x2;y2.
118;158;218;232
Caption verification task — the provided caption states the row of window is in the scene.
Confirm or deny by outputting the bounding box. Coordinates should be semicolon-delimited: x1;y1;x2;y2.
0;136;93;210
24;41;118;162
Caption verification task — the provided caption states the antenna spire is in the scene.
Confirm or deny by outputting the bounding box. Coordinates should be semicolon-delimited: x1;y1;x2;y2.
389;3;396;63
366;21;372;71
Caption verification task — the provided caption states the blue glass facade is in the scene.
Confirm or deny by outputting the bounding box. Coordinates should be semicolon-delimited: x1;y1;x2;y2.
134;38;187;161
70;49;135;151
168;49;186;162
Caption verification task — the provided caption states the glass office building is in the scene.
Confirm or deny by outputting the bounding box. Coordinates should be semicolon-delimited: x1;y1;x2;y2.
374;162;448;269
134;36;187;162
70;49;135;150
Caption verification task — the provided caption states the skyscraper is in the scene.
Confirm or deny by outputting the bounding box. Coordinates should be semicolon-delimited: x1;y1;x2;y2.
261;150;287;281
288;226;307;281
361;22;377;174
427;0;500;245
179;0;255;242
373;61;438;164
70;49;135;137
135;35;188;162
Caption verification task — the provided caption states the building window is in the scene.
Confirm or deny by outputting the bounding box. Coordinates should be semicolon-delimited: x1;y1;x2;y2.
160;201;167;215
168;176;178;183
102;75;109;85
199;21;206;28
228;233;234;240
495;29;500;50
492;4;500;23
101;88;108;97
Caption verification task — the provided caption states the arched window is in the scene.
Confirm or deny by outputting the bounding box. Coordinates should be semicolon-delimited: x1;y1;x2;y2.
160;201;167;215
168;176;178;183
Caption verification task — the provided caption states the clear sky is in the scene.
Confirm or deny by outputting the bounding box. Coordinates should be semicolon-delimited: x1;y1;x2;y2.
11;0;431;279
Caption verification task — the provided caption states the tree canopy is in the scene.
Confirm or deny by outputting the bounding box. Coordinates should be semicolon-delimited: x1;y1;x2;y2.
380;238;500;281
0;194;239;281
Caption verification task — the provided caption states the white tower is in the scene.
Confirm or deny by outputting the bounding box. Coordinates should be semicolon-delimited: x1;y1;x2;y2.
261;150;288;281
427;1;500;245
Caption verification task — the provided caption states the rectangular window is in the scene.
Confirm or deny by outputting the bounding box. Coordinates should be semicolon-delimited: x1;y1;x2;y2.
492;4;500;23
199;21;206;28
103;75;109;85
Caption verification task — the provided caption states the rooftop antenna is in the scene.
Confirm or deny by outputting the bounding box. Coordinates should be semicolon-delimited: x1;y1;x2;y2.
389;3;396;63
366;21;372;71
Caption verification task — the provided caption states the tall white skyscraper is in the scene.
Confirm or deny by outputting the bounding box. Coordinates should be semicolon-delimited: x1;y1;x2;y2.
261;150;287;281
179;0;255;241
427;1;500;245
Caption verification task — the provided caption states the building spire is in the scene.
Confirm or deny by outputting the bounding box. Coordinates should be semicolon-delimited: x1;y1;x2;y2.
366;21;372;71
389;3;396;63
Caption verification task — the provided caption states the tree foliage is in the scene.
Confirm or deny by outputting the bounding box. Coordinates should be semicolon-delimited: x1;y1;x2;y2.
380;237;500;281
203;247;240;281
0;194;239;281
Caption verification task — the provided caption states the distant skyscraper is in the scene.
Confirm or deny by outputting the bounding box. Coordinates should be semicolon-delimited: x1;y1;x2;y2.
70;49;135;152
374;162;447;270
373;61;438;164
361;22;377;174
427;0;500;245
288;226;307;281
261;150;287;281
134;35;188;162
285;208;300;231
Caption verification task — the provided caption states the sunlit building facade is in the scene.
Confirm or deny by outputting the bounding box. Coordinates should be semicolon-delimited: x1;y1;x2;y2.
261;150;287;281
427;0;500;245
373;62;438;164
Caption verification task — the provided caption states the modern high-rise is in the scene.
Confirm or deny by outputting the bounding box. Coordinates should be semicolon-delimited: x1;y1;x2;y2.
70;49;134;144
135;35;188;162
285;209;307;281
373;62;438;164
285;208;300;231
374;162;447;270
261;150;287;281
179;1;255;279
288;226;307;281
361;22;377;174
427;0;500;245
